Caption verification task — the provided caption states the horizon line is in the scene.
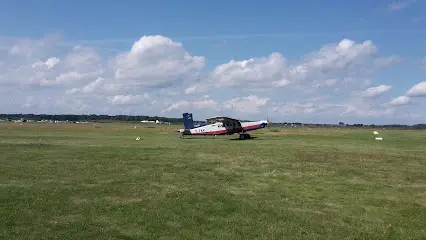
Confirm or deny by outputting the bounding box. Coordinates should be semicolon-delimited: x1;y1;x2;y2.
0;113;423;126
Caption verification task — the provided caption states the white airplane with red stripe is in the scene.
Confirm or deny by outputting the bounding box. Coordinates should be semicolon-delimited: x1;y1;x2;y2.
177;113;268;140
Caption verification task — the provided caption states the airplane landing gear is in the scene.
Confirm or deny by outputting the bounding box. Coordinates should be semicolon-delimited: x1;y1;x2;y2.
239;133;251;140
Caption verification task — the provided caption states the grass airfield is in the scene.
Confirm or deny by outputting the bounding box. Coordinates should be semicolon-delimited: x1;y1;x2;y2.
1;122;425;239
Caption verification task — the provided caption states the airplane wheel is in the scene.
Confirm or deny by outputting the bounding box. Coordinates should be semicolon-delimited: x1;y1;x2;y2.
239;134;251;140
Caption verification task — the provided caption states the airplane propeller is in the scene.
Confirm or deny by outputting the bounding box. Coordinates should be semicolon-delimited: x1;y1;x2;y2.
266;116;270;129
260;116;270;129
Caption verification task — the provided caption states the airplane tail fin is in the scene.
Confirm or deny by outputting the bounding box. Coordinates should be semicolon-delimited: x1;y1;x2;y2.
182;112;194;130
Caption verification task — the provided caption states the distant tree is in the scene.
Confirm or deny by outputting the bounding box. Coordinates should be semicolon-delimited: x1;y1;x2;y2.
0;113;185;124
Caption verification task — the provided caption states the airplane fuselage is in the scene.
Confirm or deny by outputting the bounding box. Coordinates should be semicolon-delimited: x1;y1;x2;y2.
178;120;268;136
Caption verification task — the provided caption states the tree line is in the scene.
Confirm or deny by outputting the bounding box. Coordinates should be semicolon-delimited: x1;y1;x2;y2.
0;114;184;123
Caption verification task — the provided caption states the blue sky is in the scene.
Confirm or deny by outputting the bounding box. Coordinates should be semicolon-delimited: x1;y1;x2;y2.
0;0;425;124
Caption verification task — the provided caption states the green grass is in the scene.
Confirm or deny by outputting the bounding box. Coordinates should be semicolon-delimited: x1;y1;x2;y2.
1;123;425;239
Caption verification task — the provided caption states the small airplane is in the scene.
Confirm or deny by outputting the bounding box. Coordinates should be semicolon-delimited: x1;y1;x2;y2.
177;113;268;140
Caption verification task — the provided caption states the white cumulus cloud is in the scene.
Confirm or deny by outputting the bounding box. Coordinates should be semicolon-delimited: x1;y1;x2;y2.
361;85;392;98
406;81;426;97
390;96;411;105
187;38;392;95
111;35;205;88
162;95;218;113
108;93;153;105
32;57;60;69
223;95;270;114
209;52;288;88
0;34;425;124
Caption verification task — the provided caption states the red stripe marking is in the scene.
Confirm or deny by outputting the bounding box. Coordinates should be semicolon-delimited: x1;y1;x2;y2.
191;124;261;135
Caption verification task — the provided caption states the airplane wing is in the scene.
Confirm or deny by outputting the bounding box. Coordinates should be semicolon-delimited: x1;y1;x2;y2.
206;116;242;130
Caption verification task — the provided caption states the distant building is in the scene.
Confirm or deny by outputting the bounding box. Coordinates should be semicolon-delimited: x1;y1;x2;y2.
140;119;170;124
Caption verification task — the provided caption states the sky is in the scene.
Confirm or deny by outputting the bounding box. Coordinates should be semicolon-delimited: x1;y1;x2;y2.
0;0;425;125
